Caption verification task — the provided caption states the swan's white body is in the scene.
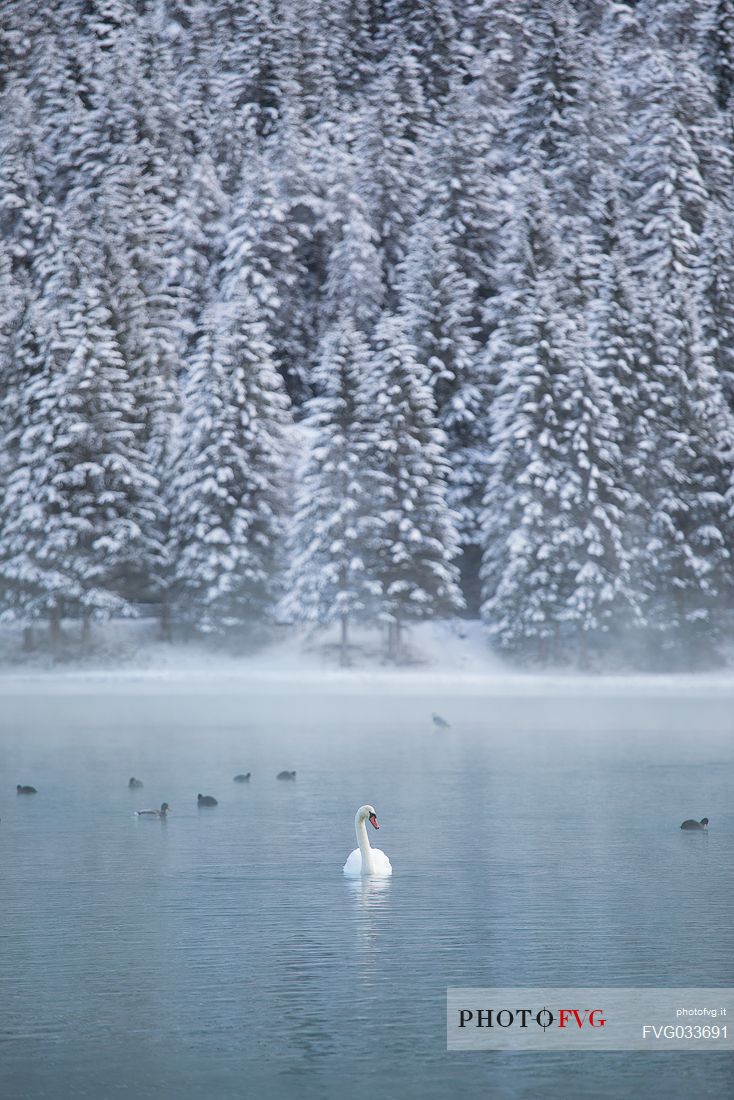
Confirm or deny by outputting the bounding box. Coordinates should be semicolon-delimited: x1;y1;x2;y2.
343;805;392;877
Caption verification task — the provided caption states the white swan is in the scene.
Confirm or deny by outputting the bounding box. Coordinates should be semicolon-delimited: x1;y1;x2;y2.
343;805;392;877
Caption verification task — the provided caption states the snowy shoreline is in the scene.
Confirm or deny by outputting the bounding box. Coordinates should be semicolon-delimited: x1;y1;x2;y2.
1;620;733;697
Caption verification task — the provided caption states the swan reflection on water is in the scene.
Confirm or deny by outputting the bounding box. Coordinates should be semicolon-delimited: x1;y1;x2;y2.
347;874;392;955
347;873;392;909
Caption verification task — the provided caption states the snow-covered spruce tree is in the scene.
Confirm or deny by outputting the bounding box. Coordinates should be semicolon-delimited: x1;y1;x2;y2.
221;139;322;400
59;15;189;623
397;214;488;611
464;0;527;94
275;0;344;127
167;295;291;639
0;276;164;648
81;12;189;436
507;1;594;206
505;0;617;312
281;318;373;664
357;312;463;661
699;0;734;107
164;151;229;356
699;201;734;408
383;0;462;107
0;81;44;281
422;66;511;340
353;41;430;298
265;104;329;399
0;245;26;629
308;0;383;112
624;6;734;416
624;47;734;659
0;243;24;443
219;153;284;335
618;1;731;230
11;13;76;177
559;327;643;665
319;155;384;338
398;212;480;475
206;0;282;166
0;297;48;641
64;184;181;628
52;152;178;611
480;181;635;665
638;0;734;220
633;285;734;663
585;174;650;627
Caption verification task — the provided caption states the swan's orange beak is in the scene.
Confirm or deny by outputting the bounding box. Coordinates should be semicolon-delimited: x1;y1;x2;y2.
368;813;379;829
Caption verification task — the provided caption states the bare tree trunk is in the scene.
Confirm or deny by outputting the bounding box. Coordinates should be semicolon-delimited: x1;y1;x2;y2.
386;620;402;663
339;613;349;667
81;609;91;650
49;605;62;654
160;596;172;643
394;619;402;663
22;626;34;653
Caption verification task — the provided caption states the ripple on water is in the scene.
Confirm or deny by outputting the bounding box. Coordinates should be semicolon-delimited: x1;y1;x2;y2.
0;691;732;1099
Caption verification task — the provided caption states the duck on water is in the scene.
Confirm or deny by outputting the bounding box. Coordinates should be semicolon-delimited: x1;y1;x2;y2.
136;802;170;818
680;817;709;830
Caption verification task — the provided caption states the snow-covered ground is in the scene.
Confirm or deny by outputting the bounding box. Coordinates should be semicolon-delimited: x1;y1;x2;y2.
1;618;734;698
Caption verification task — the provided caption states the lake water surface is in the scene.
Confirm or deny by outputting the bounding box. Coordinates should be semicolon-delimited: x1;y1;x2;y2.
1;683;732;1098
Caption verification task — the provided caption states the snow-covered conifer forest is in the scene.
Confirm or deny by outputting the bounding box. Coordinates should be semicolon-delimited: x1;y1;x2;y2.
2;0;734;668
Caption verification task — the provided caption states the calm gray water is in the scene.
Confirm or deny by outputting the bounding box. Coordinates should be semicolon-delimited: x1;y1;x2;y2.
1;684;732;1099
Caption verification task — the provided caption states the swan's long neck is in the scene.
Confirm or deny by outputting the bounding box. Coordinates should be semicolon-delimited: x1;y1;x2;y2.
355;814;376;875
